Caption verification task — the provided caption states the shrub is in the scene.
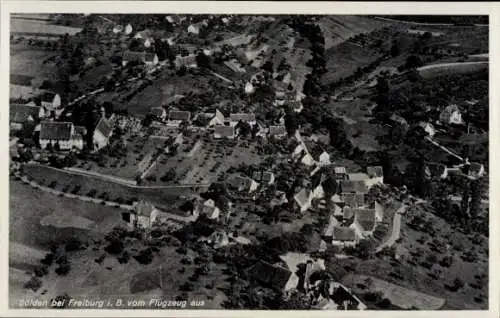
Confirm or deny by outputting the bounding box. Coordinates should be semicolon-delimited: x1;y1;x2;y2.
134;248;154;265
40;253;54;266
55;263;71;276
34;265;49;277
24;277;42;292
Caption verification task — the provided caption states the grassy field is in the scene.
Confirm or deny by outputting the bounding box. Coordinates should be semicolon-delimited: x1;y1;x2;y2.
10;49;59;79
20;164;191;209
9;180;228;309
11;17;82;35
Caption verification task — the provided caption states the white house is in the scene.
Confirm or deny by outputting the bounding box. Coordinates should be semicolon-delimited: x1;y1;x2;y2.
228;176;259;193
124;23;133;35
419;121;436;137
187;24;200;35
93;117;113;150
294;188;313;213
244;82;255;95
301;153;315;166
208;109;225;127
318;151;331;165
130;201;158;228
39;121;83;150
439;104;464;125
38;92;62;118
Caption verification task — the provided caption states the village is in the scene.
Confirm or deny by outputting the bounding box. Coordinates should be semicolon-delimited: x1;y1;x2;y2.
9;14;489;310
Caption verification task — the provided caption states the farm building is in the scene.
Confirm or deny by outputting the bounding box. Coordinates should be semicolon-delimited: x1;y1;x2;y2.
229;113;256;126
10;104;39;132
214;125;236;139
93;117;113;150
195;199;221;220
313;281;367;310
268;125;287;139
352;208;378;234
224;59;246;73
167;110;191;127
301;153;315;166
39;121;83;150
466;162;485;178
205;230;230;249
128;201;158;228
247;260;293;293
112;25;123;34
150;107;167;121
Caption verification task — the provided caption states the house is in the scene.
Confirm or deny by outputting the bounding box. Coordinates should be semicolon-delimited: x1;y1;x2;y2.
112;25;123;34
269;125;287;139
167;110;191;127
224;59;246;73
144;53;159;66
93;117;113;150
301;153;315;166
467;162;485;178
291;100;303;113
342;193;365;208
174;54;198;68
293;143;306;158
227;176;259;193
425;163;448;179
124;23;133;35
323;214;340;237
196;199;220;220
208;109;225;127
248;260;292;292
339;180;368;194
244;82;255;95
214;125;236;139
366;166;384;184
229;113;256;127
439;104;464;125
271;191;289;207
10;104;39;131
150;107;167;121
205;230;229;248
318;151;331;165
331;226;358;247
252;171;275;185
187;23;200;35
334;167;348;180
129;201;158;228
314;281;367;310
353;208;377;234
39;121;83;150
122;51;146;66
38;91;61;111
419;121;436;137
294;188;313;213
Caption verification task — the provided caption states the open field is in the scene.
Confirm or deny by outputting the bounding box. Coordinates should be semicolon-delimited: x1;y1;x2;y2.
10;49;59;79
9;180;228;309
11;17;82;36
20;164;191;209
343;274;445;310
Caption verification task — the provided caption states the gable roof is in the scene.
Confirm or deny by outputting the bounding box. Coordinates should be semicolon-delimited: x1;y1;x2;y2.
40;121;72;141
334;167;347;174
10;104;39;123
95;117;113;138
269;125;287;136
249;261;292;291
214;125;235;137
354;208;376;232
168;110;191;121
342;193;365;208
134;201;156;217
333;226;356;242
294;188;311;207
214;109;225;122
123;50;146;62
340;180;368;194
230;113;256;122
367;166;383;178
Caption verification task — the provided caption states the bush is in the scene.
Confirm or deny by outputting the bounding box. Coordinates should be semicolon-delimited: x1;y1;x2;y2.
34;265;49;277
105;240;124;255
40;253;54;266
24;277;42;292
65;237;84;252
118;251;130;264
134;248;154;265
55;263;71;276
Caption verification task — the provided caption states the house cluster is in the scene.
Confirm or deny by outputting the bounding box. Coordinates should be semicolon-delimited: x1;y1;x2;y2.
291;166;385;249
149;107;288;141
226;170;275;196
425;161;486;180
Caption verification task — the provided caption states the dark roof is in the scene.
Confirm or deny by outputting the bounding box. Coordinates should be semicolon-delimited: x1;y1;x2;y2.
214;125;235;137
39;91;58;103
333;227;356;242
10;104;39;123
340;180;368;194
354;208;376;232
95;117;113;138
469;163;484;174
123;50;146;62
169;110;191;121
40;121;72;141
150;107;165;117
269;125;287;136
343;193;365;208
230;113;256;122
145;53;157;62
249;261;292;291
252;171;273;183
367;166;383;178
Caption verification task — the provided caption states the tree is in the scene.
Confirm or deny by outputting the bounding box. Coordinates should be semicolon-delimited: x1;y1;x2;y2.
196;51;211;69
405;55;424;69
262;60;274;73
55;263;71;276
24;277;42;292
390;41;401;57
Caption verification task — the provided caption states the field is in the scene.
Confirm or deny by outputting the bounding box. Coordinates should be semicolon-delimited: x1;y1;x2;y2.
20;164;191;209
10;49;59;78
143;135;263;186
342;274;445;310
9;180;228;309
11;16;82;36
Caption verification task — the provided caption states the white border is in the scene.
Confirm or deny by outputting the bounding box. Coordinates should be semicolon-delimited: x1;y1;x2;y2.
0;2;498;318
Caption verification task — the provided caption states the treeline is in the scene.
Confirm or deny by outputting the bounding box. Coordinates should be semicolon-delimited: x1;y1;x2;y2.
381;15;488;25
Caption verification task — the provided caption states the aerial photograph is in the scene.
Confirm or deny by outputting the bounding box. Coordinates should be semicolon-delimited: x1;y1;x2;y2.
9;13;489;310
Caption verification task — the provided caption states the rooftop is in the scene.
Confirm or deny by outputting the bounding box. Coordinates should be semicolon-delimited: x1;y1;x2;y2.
40;121;72;141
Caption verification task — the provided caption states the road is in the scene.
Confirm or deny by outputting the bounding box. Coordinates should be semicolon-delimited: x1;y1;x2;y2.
375;203;406;253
